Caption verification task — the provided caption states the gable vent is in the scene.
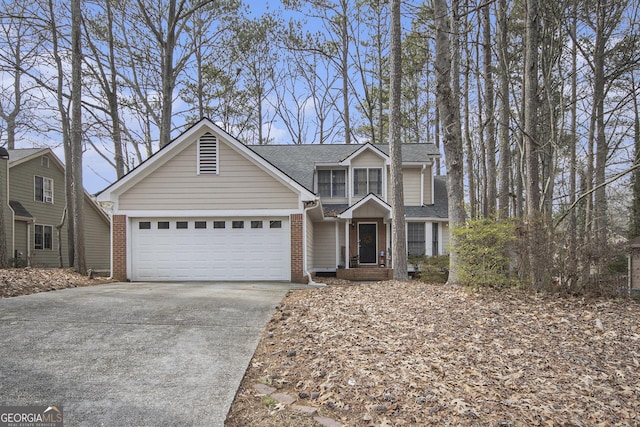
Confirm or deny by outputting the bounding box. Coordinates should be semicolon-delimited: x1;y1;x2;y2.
198;132;218;174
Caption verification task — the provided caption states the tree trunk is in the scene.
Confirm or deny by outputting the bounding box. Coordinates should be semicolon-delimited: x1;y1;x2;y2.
482;0;497;217
568;0;578;287
340;0;351;144
497;0;511;219
389;0;406;280
524;0;543;288
47;0;74;268
433;0;466;285
71;0;86;274
631;72;640;239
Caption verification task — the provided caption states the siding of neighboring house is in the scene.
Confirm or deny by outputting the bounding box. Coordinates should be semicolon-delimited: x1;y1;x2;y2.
8;151;110;270
118;136;299;211
10;153;68;267
1;157;13;259
84;201;111;270
313;221;336;271
13;221;28;262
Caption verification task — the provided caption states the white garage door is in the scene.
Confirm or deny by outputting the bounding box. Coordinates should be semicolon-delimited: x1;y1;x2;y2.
131;217;290;281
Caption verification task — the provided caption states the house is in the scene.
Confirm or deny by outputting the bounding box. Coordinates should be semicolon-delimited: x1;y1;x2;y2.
0;147;110;270
96;118;449;283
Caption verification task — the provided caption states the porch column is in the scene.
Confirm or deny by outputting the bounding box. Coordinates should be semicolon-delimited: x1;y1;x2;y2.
344;221;350;269
112;214;127;281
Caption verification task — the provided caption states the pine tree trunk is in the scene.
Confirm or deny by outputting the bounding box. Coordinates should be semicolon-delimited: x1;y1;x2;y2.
434;0;466;285
497;0;511;218
389;0;407;280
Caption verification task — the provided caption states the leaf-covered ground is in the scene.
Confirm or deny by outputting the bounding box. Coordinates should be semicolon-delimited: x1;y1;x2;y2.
226;280;640;426
0;268;109;298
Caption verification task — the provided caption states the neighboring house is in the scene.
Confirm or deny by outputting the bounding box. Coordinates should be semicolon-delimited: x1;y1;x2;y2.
96;118;449;283
0;147;110;270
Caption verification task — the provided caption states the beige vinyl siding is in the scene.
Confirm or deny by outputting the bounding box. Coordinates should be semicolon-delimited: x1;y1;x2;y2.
313;221;336;270
402;168;422;205
10;154;67;267
119;139;299;210
350;150;385;168
441;222;450;255
306;213;314;272
424;165;433;204
84;200;110;270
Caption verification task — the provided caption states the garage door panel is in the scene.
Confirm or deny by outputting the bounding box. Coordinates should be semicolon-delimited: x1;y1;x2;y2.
131;218;290;281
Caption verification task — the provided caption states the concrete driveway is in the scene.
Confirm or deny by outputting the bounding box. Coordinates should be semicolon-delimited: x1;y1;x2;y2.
0;282;305;426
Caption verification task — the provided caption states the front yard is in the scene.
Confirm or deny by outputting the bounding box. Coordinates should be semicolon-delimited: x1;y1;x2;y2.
226;280;640;426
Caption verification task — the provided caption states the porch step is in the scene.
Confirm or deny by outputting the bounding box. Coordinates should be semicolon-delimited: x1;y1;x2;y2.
336;268;393;281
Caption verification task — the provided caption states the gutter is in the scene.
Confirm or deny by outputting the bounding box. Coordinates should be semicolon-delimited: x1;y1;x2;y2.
302;198;325;287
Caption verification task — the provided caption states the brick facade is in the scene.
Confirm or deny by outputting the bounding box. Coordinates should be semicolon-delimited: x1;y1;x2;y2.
112;214;127;281
290;213;307;283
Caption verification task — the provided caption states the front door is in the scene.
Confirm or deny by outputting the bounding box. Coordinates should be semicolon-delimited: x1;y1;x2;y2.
358;223;377;264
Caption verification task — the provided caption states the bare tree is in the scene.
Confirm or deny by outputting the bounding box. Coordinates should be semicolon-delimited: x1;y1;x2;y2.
389;0;406;279
433;0;466;285
70;0;85;273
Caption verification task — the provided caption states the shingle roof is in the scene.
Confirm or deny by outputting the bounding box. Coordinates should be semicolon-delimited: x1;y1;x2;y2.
249;143;440;191
7;148;48;164
9;200;33;218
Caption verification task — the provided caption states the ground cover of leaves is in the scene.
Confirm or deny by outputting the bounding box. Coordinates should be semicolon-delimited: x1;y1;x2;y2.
226;280;640;426
0;268;110;298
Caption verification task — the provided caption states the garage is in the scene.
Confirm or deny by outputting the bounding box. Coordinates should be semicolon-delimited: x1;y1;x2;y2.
131;217;290;281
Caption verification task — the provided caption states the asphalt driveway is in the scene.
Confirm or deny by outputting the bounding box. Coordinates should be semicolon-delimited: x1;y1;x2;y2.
0;282;305;426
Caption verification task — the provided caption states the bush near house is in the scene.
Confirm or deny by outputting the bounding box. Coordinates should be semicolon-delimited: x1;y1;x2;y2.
452;218;517;289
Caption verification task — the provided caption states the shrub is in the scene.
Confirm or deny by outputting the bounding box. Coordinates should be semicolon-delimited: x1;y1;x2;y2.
452;218;518;289
410;255;449;283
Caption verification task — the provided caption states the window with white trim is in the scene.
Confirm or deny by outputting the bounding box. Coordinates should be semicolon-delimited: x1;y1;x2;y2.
353;168;382;196
34;176;54;203
408;222;426;256
198;132;218;174
35;224;53;250
317;169;346;198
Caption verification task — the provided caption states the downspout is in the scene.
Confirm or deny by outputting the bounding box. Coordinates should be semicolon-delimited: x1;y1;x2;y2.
302;199;324;286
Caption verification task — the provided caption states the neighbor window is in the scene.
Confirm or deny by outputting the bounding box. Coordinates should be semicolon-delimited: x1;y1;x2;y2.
157;221;170;229
270;220;282;229
317;169;346;198
195;221;207;229
176;221;188;229
213;221;226;229
251;221;263;229
34;176;54;203
35;224;53;250
232;221;244;229
408;222;426;256
432;222;439;256
139;221;151;229
353;168;382;196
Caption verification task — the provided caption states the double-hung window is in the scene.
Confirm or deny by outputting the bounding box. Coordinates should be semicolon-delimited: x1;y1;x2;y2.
35;176;54;203
408;222;426;256
35;225;53;250
318;169;346;198
353;168;382;197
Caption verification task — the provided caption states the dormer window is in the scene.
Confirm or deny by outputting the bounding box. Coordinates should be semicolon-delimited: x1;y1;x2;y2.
353;168;382;196
318;169;346;198
198;132;218;174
